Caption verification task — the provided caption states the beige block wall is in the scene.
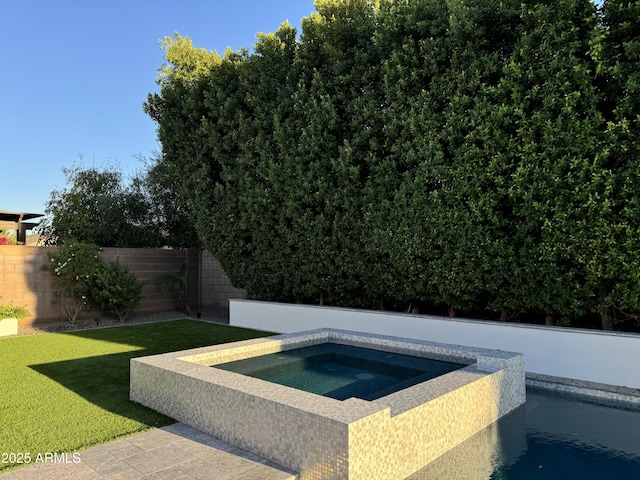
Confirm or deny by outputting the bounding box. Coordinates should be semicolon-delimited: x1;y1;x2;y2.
0;246;245;326
0;246;59;323
101;248;191;314
200;251;246;309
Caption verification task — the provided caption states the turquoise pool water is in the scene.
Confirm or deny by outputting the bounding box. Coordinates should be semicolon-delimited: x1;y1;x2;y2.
409;387;640;479
215;342;464;401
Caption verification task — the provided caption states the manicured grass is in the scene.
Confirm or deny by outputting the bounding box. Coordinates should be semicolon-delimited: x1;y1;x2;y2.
0;320;273;473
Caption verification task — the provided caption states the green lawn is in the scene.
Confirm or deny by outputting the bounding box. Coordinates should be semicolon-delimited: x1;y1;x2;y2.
0;320;273;473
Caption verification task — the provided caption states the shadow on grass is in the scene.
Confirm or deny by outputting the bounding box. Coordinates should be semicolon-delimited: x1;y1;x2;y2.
29;320;273;427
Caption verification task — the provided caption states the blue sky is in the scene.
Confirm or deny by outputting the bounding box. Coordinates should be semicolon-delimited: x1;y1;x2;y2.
1;0;316;214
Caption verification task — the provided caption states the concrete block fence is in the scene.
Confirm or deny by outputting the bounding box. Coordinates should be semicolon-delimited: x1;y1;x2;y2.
199;251;246;309
0;246;245;326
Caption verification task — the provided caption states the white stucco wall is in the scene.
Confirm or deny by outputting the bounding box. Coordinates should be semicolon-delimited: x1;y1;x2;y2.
229;299;640;389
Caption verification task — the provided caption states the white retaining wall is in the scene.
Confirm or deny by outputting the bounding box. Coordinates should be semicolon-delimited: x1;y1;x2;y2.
229;300;640;390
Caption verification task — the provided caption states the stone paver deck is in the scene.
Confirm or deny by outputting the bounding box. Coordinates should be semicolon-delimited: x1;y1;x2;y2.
0;423;297;480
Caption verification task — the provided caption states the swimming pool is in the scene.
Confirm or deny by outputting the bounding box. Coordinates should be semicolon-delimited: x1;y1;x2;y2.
408;387;640;479
215;342;465;401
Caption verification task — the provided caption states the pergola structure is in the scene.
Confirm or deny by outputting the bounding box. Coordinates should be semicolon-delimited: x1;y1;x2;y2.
0;211;44;244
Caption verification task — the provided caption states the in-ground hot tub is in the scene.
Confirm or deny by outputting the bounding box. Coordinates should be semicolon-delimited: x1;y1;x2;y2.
215;341;467;401
130;329;525;480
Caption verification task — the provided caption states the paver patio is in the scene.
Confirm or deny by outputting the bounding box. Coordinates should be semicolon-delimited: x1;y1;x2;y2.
0;423;296;480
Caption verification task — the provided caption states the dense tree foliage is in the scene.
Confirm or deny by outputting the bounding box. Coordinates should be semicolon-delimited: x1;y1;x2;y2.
145;0;640;330
39;160;200;248
132;153;202;249
39;165;157;247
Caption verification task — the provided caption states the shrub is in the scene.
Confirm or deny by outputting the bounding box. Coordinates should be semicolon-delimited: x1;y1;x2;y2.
0;229;17;245
0;302;30;319
91;261;143;322
45;242;103;324
44;243;144;323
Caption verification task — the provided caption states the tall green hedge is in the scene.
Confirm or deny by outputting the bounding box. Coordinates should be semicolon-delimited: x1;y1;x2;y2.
145;0;640;329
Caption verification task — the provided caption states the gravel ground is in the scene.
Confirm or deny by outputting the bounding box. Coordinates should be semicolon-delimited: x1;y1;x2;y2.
15;307;230;337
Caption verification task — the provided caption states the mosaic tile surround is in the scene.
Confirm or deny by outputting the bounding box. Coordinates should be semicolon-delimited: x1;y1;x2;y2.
130;329;525;480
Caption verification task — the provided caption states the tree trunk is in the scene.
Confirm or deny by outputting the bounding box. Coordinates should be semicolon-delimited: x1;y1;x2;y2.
378;298;386;311
319;291;324;306
499;310;509;322
600;306;613;331
545;314;555;326
179;288;191;316
448;303;456;317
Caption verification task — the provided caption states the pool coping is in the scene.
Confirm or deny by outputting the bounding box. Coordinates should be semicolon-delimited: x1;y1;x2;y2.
170;328;523;418
526;372;640;405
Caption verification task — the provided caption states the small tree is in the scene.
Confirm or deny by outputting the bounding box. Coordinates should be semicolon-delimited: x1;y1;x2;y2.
45;243;103;324
158;263;191;315
91;261;143;322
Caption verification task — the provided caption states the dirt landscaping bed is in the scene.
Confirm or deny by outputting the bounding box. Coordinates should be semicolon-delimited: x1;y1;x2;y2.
16;308;229;337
